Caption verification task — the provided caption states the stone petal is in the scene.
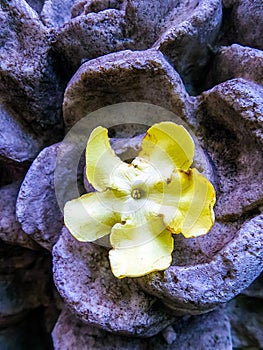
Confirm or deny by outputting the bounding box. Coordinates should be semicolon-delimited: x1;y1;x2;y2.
0;103;41;162
52;227;175;337
207;44;263;88
0;0;63;142
16;143;64;251
198;78;263;220
139;213;263;315
63;49;194;129
52;305;232;349
53;9;128;72
0;182;38;250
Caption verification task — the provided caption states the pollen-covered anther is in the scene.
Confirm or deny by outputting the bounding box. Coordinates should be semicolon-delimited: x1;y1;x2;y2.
131;188;143;199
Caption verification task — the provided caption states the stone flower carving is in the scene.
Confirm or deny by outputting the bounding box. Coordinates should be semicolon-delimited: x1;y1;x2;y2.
64;122;215;278
1;0;263;348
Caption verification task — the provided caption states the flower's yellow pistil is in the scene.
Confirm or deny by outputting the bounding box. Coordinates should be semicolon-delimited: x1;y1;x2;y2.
64;121;216;279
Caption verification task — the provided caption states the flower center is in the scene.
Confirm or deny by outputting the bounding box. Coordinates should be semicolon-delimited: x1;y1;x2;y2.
131;188;143;199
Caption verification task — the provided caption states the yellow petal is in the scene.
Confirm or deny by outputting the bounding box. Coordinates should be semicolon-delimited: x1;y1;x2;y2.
175;168;216;238
86;126;134;192
64;191;121;242
148;168;216;238
139;122;195;178
109;214;173;278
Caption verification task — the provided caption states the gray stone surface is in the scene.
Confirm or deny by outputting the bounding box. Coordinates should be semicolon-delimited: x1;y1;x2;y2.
52;306;232;349
16;143;64;251
197;79;263;220
139;213;263;314
155;0;222;93
41;0;77;27
53;227;175;337
0;242;52;327
0;0;64;143
0;102;41;162
241;273;263;299
227;294;263;349
63;49;194;129
53;8;128;72
207;44;263;87
228;0;263;50
0;182;38;250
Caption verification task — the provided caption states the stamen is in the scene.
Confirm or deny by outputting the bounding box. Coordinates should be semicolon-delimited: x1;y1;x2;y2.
131;188;142;199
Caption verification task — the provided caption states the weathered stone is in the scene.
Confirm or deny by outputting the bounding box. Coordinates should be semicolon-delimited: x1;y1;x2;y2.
52;306;232;349
0;182;38;250
16;143;64;251
53;227;175;337
207;44;263;88
241;272;263;299
0;157;28;188
227;0;263;50
227;294;263;349
0;0;64;142
197;79;263;219
0;102;41;162
138;213;263;314
41;0;77;27
155;0;222;94
0;242;52;327
0;308;54;350
63;49;194;129
53;8;128;73
26;0;45;14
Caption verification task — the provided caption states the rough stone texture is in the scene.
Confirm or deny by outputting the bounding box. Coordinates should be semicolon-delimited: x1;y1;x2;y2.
227;294;263;349
0;182;38;250
0;0;64;143
139;213;263;314
241;272;263;299
0;157;29;187
52;306;232;349
53;227;175;337
206;44;263;88
0;242;52;327
155;0;222;94
0;102;41;162
41;0;77;27
224;0;263;50
197;79;263;220
16;143;64;251
63;49;194;129
53;8;128;73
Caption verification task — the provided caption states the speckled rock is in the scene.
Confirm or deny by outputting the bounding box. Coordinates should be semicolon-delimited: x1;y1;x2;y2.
53;227;175;337
16;143;64;251
63;49;194;129
154;0;222;93
227;294;263;349
207;44;263;87
198;78;263;219
241;273;263;299
53;7;128;73
0;242;52;327
226;0;263;50
0;102;40;162
41;0;77;27
0;182;38;250
52;306;232;349
0;0;64;142
138;213;263;314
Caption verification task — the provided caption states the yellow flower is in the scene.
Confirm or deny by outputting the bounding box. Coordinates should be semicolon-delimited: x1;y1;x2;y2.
64;122;216;278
